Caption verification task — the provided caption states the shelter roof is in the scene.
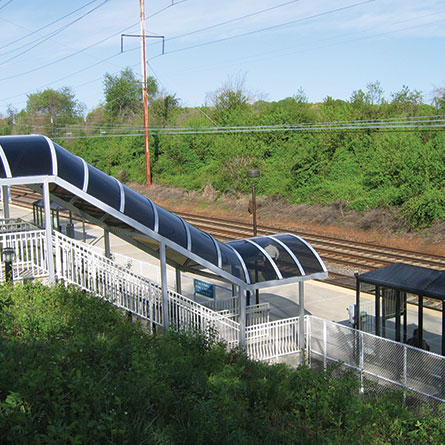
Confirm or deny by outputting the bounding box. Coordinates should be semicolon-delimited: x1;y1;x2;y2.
0;135;327;289
357;263;445;301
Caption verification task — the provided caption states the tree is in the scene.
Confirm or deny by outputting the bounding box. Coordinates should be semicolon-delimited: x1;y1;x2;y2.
26;87;85;135
206;74;253;123
151;93;180;126
390;85;423;115
103;67;158;120
432;87;445;109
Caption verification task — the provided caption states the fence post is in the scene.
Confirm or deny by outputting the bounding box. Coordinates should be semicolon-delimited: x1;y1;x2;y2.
323;319;327;371
148;283;153;334
403;345;407;403
359;331;364;393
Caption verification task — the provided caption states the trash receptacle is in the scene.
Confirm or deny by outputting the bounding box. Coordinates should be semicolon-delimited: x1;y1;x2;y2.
66;223;75;238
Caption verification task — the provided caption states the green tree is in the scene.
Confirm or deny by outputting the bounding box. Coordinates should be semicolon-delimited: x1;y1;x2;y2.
103;67;158;120
390;84;423;115
432;87;445;109
206;74;253;124
151;93;180;126
26;87;85;136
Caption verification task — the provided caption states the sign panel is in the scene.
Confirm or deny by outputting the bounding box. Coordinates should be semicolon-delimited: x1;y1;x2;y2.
194;278;215;299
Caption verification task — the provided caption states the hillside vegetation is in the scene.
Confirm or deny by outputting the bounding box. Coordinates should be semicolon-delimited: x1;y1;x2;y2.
1;283;444;444
2;72;445;230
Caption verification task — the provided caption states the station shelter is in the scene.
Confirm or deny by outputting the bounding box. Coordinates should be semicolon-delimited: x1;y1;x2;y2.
356;263;445;355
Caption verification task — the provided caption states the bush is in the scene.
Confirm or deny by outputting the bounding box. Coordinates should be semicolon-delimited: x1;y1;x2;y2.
1;283;445;443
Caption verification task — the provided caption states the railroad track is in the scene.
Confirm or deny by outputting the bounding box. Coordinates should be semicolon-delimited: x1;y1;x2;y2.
172;211;445;273
7;185;445;310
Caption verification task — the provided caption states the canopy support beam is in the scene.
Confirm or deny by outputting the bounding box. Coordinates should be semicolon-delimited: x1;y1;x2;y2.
299;281;305;350
160;241;169;330
1;186;9;219
43;181;55;283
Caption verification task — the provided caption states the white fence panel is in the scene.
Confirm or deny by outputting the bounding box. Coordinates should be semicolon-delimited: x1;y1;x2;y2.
307;316;445;405
246;317;299;361
0;230;47;281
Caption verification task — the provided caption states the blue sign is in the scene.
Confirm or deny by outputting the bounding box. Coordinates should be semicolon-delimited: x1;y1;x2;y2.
194;278;215;299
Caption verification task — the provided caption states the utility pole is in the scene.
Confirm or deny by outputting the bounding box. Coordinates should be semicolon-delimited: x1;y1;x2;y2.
140;0;151;186
122;3;164;186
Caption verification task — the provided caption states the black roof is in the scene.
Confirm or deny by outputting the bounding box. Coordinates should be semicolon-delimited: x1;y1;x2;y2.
357;263;445;301
0;135;328;289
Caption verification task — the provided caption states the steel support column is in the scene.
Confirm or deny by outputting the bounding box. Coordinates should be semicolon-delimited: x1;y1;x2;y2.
160;241;169;330
104;229;111;259
43;181;55;282
239;285;246;348
299;281;305;349
1;185;9;219
175;268;182;295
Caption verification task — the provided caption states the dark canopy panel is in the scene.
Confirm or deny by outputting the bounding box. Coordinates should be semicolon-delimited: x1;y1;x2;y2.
87;165;121;211
54;143;84;189
1;136;52;177
122;185;155;230
358;263;445;301
0;135;328;288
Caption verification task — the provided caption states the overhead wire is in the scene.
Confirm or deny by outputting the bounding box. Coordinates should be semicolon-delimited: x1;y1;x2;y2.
11;115;445;139
0;0;102;54
0;0;15;12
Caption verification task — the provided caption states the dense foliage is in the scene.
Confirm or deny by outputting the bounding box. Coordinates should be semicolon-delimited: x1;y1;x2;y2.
0;283;444;444
2;72;445;229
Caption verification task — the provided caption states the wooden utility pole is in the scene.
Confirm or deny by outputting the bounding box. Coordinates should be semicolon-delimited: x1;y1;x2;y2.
140;0;151;186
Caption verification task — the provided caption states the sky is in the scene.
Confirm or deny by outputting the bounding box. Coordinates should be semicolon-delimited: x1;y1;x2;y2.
0;0;444;116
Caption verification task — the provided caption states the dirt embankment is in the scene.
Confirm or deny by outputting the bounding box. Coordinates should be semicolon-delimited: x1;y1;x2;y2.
130;182;445;257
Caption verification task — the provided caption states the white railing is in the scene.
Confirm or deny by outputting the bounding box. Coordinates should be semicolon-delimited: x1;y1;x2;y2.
53;231;240;345
168;291;239;346
307;316;445;405
0;230;47;281
245;317;300;361
0;218;38;233
2;224;444;408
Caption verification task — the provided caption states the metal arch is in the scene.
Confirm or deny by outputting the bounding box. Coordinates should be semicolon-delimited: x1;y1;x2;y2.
246;238;283;280
81;158;89;192
268;234;305;276
225;243;251;285
287;233;328;273
213;237;223;269
116;179;125;213
148;198;159;233
179;216;192;250
0;143;12;178
43;136;58;177
48;176;248;287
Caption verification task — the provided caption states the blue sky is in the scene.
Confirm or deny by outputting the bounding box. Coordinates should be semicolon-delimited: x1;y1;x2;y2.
0;0;444;116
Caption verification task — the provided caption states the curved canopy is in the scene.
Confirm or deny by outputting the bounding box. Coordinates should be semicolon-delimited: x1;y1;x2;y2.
0;135;327;290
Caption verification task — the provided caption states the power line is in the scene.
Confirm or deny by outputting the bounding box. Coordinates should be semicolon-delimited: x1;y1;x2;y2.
0;0;15;11
0;0;187;87
159;0;376;57
0;1;113;67
0;0;101;54
11;115;445;139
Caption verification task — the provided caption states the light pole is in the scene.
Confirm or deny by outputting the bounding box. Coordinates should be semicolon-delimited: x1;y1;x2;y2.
2;247;16;282
247;169;260;305
247;169;260;236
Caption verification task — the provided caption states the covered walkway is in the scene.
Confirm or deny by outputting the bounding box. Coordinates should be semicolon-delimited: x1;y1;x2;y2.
0;135;328;345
